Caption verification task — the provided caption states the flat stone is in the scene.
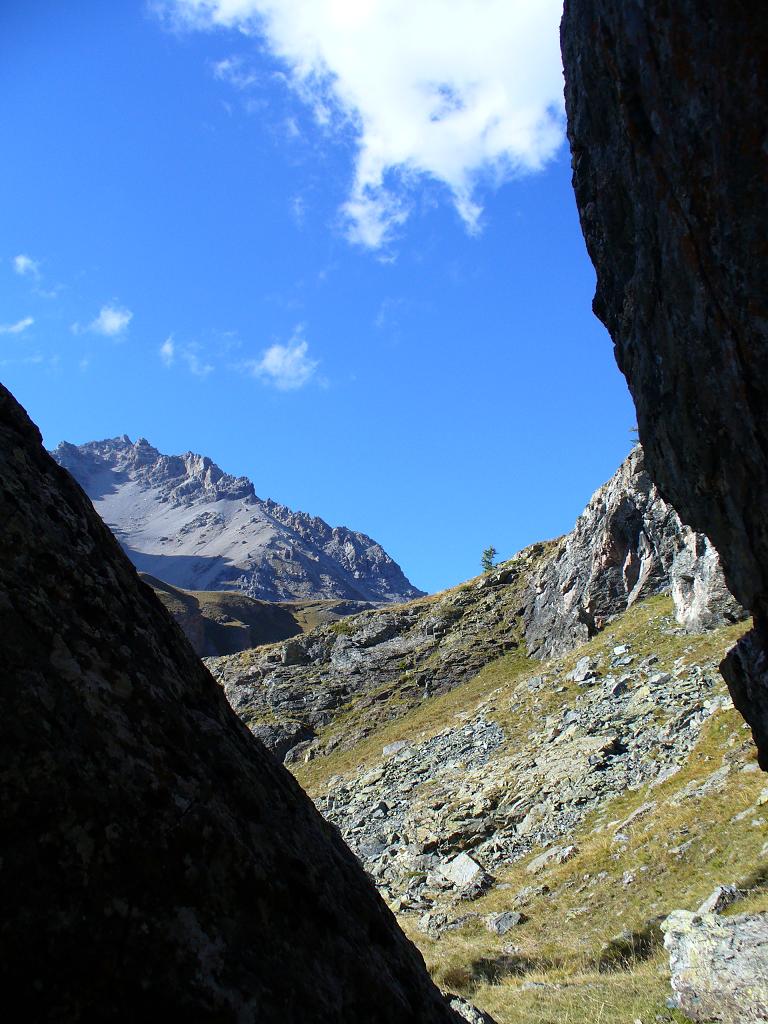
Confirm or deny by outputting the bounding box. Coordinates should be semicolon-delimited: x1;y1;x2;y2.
486;911;526;935
383;740;409;756
439;852;485;888
526;844;578;875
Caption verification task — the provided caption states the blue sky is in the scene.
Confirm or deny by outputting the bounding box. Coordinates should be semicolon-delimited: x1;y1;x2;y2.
1;0;635;594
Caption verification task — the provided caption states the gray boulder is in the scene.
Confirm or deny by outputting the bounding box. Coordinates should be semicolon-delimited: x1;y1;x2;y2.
662;910;768;1023
696;885;741;916
486;911;526;935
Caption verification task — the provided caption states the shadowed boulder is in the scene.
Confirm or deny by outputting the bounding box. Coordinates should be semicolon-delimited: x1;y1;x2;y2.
0;382;458;1022
561;0;768;764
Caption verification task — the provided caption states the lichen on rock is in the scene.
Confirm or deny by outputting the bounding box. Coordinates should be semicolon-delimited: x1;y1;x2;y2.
662;910;768;1023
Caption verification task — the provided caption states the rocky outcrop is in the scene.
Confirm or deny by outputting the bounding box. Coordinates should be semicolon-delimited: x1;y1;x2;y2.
523;446;743;659
211;449;742;763
0;383;458;1021
561;2;768;763
671;531;745;635
662;910;768;1023
53;436;424;603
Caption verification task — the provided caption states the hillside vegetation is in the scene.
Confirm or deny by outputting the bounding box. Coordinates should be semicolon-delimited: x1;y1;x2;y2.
293;597;764;1023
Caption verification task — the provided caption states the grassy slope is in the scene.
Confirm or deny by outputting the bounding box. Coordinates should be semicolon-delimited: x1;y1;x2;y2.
293;597;765;1023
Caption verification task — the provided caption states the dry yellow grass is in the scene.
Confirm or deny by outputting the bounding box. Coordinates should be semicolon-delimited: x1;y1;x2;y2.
291;595;764;1022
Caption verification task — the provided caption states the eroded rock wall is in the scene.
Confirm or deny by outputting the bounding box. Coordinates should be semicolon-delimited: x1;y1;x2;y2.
561;0;768;763
0;382;457;1022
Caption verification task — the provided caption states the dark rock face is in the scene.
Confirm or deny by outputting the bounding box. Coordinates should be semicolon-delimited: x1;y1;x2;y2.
561;1;768;763
0;383;457;1022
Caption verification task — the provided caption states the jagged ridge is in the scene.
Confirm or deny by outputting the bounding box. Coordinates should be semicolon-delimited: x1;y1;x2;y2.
52;435;424;603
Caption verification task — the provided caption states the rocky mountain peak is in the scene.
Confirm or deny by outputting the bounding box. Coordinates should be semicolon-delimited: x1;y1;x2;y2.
52;437;423;603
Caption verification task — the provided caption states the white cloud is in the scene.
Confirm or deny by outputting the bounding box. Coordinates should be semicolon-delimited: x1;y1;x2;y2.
163;0;565;247
0;316;34;335
160;335;214;376
12;254;40;278
160;336;175;366
245;329;318;390
88;304;133;337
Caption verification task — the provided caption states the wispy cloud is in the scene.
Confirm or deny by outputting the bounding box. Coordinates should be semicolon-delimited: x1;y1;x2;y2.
182;347;214;377
211;55;260;90
0;353;45;368
290;194;306;227
0;316;34;335
160;334;213;377
244;328;318;390
159;335;175;367
161;0;565;248
12;254;40;278
74;304;133;338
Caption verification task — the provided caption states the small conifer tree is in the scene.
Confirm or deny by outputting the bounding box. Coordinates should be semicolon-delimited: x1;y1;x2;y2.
481;545;497;573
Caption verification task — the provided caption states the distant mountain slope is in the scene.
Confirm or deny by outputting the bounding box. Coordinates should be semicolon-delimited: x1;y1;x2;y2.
142;573;378;657
53;436;424;602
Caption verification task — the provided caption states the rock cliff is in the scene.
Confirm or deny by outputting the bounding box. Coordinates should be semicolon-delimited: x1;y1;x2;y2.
561;1;768;764
0;383;458;1022
523;446;743;659
53;436;423;603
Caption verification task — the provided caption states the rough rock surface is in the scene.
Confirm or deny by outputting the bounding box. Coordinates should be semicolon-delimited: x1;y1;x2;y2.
561;1;768;763
53;435;423;603
0;383;459;1022
662;910;768;1023
523;446;742;659
211;448;742;763
313;643;733;914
